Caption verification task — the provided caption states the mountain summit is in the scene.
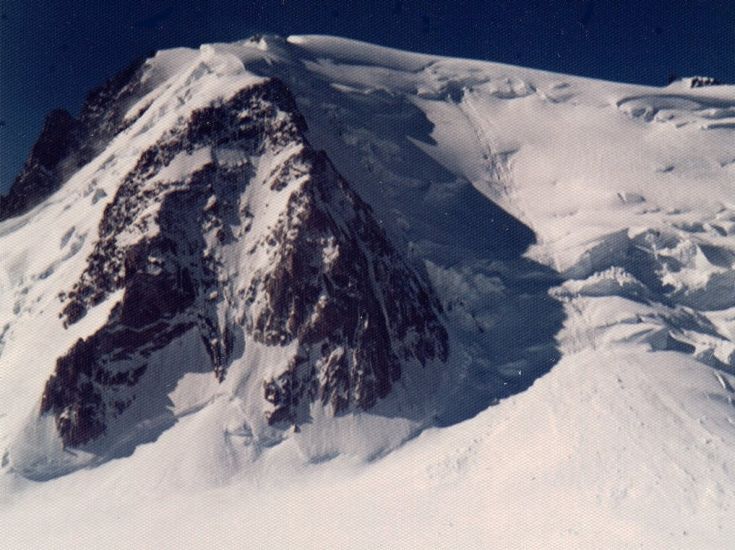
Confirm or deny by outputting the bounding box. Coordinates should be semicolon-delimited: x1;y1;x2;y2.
1;35;734;547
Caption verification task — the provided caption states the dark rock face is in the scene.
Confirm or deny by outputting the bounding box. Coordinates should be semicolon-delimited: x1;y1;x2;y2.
688;76;722;88
0;110;82;221
255;148;448;424
60;80;305;327
41;77;448;448
0;57;149;221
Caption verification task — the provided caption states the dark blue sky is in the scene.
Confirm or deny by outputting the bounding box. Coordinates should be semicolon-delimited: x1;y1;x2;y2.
1;0;733;194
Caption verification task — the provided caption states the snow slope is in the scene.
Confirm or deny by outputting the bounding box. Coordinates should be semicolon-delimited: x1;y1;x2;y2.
1;35;735;548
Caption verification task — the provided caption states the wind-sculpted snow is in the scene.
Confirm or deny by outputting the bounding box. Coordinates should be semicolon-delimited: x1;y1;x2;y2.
617;93;735;130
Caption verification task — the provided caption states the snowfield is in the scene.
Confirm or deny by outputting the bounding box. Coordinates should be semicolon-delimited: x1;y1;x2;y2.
1;35;734;548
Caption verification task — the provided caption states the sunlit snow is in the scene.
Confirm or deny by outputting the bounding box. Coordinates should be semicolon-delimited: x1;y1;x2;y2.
1;34;734;548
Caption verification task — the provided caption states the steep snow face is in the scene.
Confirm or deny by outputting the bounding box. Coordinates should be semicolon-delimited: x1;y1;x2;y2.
1;35;735;547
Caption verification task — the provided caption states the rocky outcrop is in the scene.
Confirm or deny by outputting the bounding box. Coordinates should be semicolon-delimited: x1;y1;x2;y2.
255;146;448;425
0;109;82;221
41;78;448;447
686;76;722;88
0;57;149;221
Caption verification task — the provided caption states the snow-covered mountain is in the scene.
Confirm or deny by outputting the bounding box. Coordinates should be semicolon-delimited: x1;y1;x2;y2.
1;35;734;548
